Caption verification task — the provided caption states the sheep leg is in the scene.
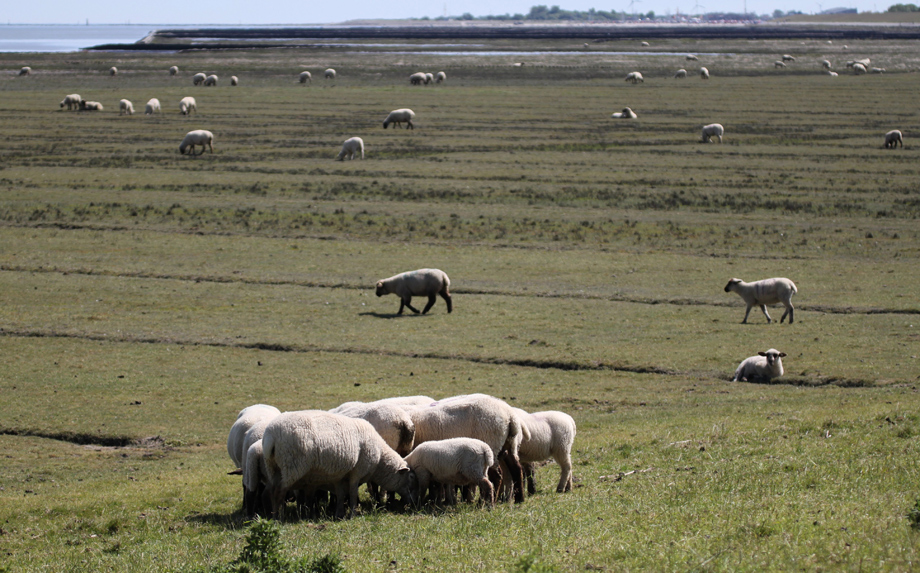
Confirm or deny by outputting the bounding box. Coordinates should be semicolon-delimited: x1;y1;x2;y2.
422;295;436;314
406;120;414;130
478;477;495;507
741;305;753;324
523;462;537;495
402;297;421;314
270;485;289;521
499;450;525;504
556;456;574;493
440;291;453;313
760;305;773;323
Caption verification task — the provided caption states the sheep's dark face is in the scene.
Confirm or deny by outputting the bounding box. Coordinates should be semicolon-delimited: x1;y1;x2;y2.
724;278;741;292
758;349;786;366
383;121;390;129
375;281;385;296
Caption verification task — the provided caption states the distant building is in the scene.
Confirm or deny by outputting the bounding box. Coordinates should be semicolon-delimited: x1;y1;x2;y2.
821;7;859;13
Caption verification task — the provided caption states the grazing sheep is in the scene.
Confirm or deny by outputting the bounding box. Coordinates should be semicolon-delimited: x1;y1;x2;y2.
852;63;867;75
884;130;903;149
674;68;688;78
230;75;239;85
409;72;426;85
262;411;419;519
242;439;271;517
424;73;434;84
700;123;724;144
383;108;416;130
145;98;161;115
324;68;336;80
436;71;446;83
774;61;787;69
871;67;886;74
724;277;797;324
611;107;637;119
826;71;839;77
79;100;103;111
640;41;650;47
169;65;179;76
732;348;786;382
299;71;312;84
512;62;525;67
686;54;699;61
179;129;214;155
513;408;576;494
822;60;832;70
335;137;364;161
782;54;795;62
228;405;282;517
700;67;710;79
192;72;206;86
179;96;197;115
375;268;451;315
329;402;415;456
227;404;282;469
119;99;134;115
404;438;495;506
19;66;31;76
204;74;218;86
624;71;644;84
59;94;81;111
109;66;118;76
847;58;870;68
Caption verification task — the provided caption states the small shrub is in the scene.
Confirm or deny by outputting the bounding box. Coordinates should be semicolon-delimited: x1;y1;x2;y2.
511;552;559;573
908;498;920;530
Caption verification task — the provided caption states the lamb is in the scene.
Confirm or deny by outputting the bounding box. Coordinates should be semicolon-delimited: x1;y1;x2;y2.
119;99;134;115
80;100;103;111
375;268;451;315
335;137;364;161
611;107;637;119
624;71;644;84
204;74;218;86
404;438;495;506
383;108;416;130
19;66;31;76
822;60;832;70
686;54;699;61
424;73;434;84
884;130;903;149
169;65;179;76
179;130;214;155
324;68;336;80
827;71;839;77
852;63;867;75
674;69;688;78
724;277;797;324
700;123;724;144
700;67;710;79
436;71;446;83
774;61;786;69
109;66;118;76
409;72;426;85
227;404;282;468
640;41;650;47
59;94;81;111
262;410;419;519
513;408;576;494
230;75;239;85
329;402;415;456
192;72;206;86
179;96;197;116
782;54;795;62
299;71;312;84
871;67;886;74
145;98;161;115
732;348;786;382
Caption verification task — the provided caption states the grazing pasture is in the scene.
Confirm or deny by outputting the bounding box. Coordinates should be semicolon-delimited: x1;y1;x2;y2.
0;38;919;571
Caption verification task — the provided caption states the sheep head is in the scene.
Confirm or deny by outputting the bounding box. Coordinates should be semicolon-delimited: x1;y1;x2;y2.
757;349;786;366
724;278;742;292
375;281;386;296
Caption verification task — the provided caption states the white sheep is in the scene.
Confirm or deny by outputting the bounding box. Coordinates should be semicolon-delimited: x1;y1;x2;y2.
192;72;206;86
404;438;495;506
335;137;364;161
852;63;867;75
409;72;426;85
640;41;650;47
827;71;839;77
329;402;415;456
513;408;576;494
700;67;710;79
884;130;903;149
324;68;336;80
847;58;870;68
59;94;81;111
782;54;795;62
686;54;699;61
871;67;886;74
204;74;218;86
179;96;197;116
512;62;525;67
375;268;451;314
624;71;644;84
262;410;419;519
674;69;687;79
242;439;271;517
822;60;832;70
119;99;134;115
145;98;161;115
19;66;31;76
169;65;179;76
179;130;214;155
383;108;416;130
299;71;312;84
724;277;797;323
424;72;434;84
700;123;724;144
774;61;787;69
436;71;446;83
109;66;118;76
227;404;282;468
230;75;239;85
733;348;786;382
80;100;103;111
611;107;637;119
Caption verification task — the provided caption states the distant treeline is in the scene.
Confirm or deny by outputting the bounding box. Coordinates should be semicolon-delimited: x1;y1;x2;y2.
888;2;920;10
419;4;763;22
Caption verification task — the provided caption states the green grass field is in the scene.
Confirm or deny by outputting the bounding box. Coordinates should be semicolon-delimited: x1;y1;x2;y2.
1;38;919;571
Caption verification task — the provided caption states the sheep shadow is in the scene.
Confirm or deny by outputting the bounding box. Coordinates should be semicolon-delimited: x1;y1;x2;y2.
185;510;248;529
358;312;431;319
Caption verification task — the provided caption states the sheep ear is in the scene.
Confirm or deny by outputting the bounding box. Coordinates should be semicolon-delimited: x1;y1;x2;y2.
376;281;383;288
398;467;410;474
758;352;767;356
779;352;787;357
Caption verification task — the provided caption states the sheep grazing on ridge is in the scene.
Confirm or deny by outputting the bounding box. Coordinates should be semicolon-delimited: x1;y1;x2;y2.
179;96;197;115
686;54;699;61
513;408;576;494
724;277;797;324
512;62;525;67
119;99;134;115
782;54;795;62
262;411;419;519
611;107;637;119
59;93;81;111
204;74;218;86
230;75;239;85
700;67;710;79
404;438;495;506
109;66;118;76
822;60;832;70
846;58;870;68
871;67;886;74
383;108;415;130
436;71;446;83
733;348;786;382
409;72;427;85
640;41;650;47
884;130;903;149
324;68;336;80
145;98;161;115
179;129;214;155
335;137;364;161
700;123;724;144
424;72;434;84
826;71;839;77
774;61;787;69
852;63;867;75
674;68;688;78
79;100;103;111
624;71;644;84
192;72;206;86
19;66;31;76
299;71;312;84
169;65;179;76
375;268;451;315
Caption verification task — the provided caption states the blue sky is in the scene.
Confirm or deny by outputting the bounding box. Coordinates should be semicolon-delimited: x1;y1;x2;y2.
5;0;870;25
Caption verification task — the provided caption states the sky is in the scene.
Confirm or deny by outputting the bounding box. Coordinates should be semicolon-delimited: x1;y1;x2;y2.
4;0;873;26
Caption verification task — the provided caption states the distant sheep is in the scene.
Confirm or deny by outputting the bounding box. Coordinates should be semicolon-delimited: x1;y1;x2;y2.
405;438;495;506
179;96;197;115
145;98;161;115
686;54;699;61
884;130;903;149
375;268;451;315
782;54;795;62
846;58;870;68
700;67;710;79
424;73;434;84
19;66;31;76
324;68;336;80
109;66;118;76
733;348;786;382
119;99;134;115
299;71;312;84
822;60;832;70
611;107;637;119
512;62;525;67
871;67;886;74
774;61;786;69
625;71;644;84
724;277;797;324
204;74;218;86
230;75;239;85
436;71;446;83
700;123;724;144
335;137;365;161
169;65;179;76
852;63;867;75
179;130;214;155
80;100;103;111
640;41;650;47
409;72;426;85
674;69;687;78
192;72;206;86
59;94;81;111
826;71;839;77
383;108;415;130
